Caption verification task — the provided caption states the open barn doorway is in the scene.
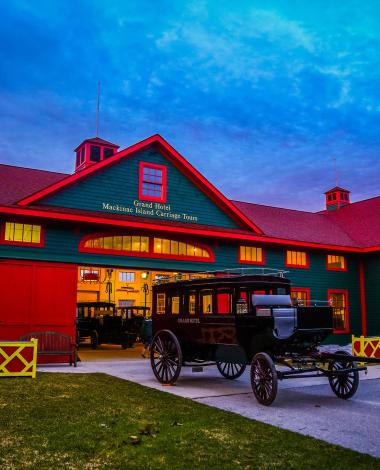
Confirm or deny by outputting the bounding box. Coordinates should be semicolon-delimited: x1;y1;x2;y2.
76;266;174;362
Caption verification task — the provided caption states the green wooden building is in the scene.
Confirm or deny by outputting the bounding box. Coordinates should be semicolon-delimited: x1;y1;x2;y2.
0;134;379;344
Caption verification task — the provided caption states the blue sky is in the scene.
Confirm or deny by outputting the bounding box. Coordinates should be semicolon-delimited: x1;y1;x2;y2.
1;1;379;211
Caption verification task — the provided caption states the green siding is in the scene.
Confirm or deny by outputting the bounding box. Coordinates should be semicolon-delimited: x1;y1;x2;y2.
364;253;380;335
39;148;240;229
0;221;366;344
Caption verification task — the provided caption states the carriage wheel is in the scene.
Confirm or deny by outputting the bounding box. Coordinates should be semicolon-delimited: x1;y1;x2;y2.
250;352;278;406
150;330;182;385
216;361;246;380
328;350;359;399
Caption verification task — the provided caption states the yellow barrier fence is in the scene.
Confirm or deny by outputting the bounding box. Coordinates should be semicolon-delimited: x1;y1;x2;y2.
352;335;380;360
0;339;38;378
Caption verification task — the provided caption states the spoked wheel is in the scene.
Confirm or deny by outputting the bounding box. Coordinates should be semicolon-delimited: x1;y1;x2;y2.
250;352;278;406
216;361;246;380
328;350;359;399
150;330;182;385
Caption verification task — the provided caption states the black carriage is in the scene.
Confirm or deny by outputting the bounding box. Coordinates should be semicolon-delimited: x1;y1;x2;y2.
76;302;149;349
150;270;377;405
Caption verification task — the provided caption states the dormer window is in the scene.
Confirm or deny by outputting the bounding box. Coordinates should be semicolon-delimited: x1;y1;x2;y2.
139;162;167;202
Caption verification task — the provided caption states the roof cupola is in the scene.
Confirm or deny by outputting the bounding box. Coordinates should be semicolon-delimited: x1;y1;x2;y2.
74;137;119;172
324;187;350;211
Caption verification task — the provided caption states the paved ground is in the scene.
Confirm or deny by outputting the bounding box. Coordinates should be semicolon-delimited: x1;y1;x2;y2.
38;357;380;458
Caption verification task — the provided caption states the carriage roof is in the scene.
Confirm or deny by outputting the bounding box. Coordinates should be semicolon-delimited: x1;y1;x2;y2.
153;270;290;292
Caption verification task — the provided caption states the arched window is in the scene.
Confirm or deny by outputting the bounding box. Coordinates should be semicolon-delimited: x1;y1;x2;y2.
80;234;214;262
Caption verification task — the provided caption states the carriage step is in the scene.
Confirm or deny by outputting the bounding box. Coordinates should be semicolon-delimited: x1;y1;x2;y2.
192;366;204;373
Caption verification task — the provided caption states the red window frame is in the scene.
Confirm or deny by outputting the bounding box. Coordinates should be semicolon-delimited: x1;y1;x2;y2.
138;162;167;203
326;254;347;271
327;289;349;334
0;221;45;247
290;288;310;306
285;250;309;269
238;245;265;265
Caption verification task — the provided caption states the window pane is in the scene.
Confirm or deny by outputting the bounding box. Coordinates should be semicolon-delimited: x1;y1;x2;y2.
113;236;122;251
171;296;180;314
31;225;41;243
141;237;149;252
103;237;113;249
178;242;186;256
156;293;165;314
162;239;170;254
171;240;179;255
189;294;196;314
122;236;131;251
202;294;213;314
217;292;231;314
5;222;14;241
154;238;162;253
131;236;141;251
89;145;101;162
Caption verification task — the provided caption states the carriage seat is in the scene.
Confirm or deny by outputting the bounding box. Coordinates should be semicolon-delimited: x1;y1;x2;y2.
272;308;297;339
251;295;297;339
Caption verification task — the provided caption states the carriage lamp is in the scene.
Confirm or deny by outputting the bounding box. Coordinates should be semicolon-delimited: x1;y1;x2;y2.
141;271;149;279
236;298;248;315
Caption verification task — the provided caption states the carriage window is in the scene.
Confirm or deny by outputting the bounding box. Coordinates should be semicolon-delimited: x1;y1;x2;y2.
189;294;196;315
201;292;213;314
217;292;232;314
171;296;180;315
156;293;166;314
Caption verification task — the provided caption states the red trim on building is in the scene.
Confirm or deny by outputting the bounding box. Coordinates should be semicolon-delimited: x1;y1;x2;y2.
16;134;263;234
138;161;167;203
1;204;377;252
327;288;350;334
359;261;367;336
326;254;347;272
285;250;310;269
78;233;215;263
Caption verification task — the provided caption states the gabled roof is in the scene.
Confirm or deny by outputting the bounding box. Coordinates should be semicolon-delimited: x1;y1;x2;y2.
0;136;379;252
16;134;263;234
0;164;67;205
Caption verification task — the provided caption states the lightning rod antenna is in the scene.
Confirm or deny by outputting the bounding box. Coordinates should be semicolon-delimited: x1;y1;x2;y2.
96;81;100;137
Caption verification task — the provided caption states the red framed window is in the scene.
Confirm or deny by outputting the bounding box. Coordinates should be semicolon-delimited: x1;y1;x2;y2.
239;246;265;265
328;289;349;333
2;221;43;246
139;162;167;202
80;268;100;282
327;254;346;271
285;250;309;268
290;288;310;306
80;234;214;262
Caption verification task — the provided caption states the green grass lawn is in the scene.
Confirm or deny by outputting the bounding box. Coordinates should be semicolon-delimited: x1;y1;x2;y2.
0;373;378;470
